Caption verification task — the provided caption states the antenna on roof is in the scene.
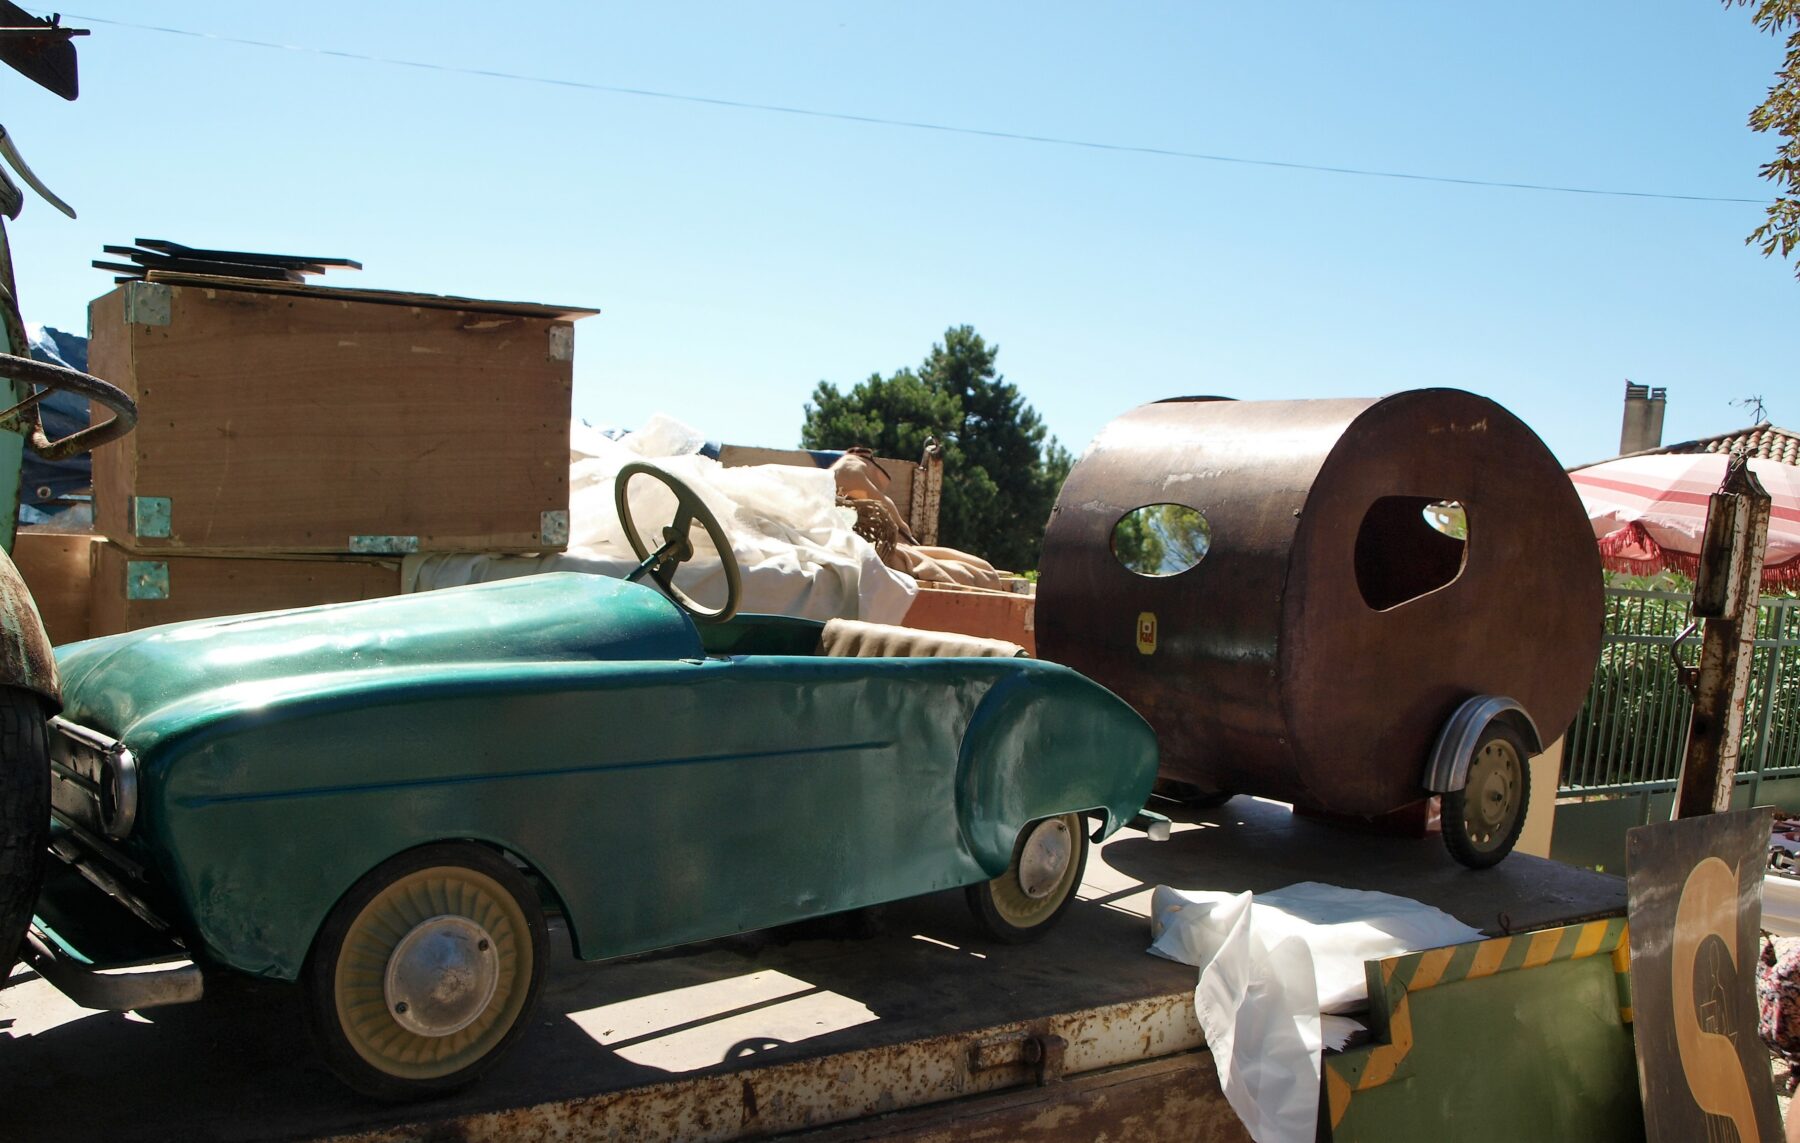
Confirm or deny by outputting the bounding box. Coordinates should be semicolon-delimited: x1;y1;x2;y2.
1733;395;1768;424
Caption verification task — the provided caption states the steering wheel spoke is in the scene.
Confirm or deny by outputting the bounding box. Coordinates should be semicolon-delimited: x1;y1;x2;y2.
613;462;743;623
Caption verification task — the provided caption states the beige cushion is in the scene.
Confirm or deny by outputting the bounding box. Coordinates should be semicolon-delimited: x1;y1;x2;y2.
819;618;1027;659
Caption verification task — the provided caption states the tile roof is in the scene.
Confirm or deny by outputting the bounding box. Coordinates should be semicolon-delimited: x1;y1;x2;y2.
1631;423;1800;467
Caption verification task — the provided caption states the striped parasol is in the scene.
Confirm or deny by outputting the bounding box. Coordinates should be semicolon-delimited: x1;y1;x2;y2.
1569;453;1800;589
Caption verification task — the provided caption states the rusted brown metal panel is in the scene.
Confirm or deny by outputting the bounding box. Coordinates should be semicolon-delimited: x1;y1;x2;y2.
1038;389;1602;816
326;992;1204;1143
789;1052;1253;1142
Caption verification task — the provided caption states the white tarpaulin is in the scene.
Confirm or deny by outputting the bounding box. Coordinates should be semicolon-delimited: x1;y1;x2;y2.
1147;881;1484;1143
408;416;919;624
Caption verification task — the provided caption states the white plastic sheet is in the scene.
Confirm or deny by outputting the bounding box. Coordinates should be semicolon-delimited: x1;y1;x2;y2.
1148;882;1484;1143
409;415;919;624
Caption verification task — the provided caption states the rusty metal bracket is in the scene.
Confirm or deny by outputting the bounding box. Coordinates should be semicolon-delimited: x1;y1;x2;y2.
1671;620;1700;695
970;1031;1068;1086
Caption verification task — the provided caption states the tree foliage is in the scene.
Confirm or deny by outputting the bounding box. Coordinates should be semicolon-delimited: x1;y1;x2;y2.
1731;0;1800;278
801;325;1070;571
1112;504;1212;576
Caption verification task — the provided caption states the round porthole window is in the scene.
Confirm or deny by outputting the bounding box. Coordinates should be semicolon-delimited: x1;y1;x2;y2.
1112;504;1210;577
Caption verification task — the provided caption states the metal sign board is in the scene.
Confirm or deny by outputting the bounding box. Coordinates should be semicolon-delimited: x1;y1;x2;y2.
1627;807;1782;1142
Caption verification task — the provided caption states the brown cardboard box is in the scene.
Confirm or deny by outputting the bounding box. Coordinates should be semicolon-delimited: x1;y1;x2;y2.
12;529;100;645
89;276;595;556
90;543;401;636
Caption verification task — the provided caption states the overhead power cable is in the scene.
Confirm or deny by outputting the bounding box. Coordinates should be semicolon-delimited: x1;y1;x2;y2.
55;11;1766;206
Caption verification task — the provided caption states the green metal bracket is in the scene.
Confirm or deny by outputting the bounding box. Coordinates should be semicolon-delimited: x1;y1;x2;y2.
131;496;171;539
124;560;168;601
349;535;419;555
123;281;171;327
541;510;569;548
547;325;573;362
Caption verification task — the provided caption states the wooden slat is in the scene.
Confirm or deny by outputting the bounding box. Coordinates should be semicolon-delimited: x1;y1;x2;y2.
11;530;98;645
89;545;402;636
142;271;598;320
86;288;135;546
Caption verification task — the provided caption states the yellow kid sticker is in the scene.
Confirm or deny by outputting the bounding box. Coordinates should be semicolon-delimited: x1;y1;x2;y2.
1136;611;1157;655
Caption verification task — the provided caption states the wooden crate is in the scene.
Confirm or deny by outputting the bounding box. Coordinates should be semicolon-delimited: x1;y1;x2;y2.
12;530;100;646
901;582;1036;654
90;544;402;636
89;275;595;555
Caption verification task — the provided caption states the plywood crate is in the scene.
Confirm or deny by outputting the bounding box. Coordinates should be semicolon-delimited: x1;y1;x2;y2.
89;275;596;555
12;529;100;645
901;582;1036;654
90;543;402;636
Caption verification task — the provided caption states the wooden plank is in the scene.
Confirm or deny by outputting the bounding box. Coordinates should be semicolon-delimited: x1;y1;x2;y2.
86;287;135;548
90;283;574;554
12;530;98;645
133;239;362;271
142;271;597;320
89;545;402;636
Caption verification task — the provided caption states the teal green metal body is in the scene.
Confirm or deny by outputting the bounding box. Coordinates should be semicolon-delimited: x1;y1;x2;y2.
44;573;1158;980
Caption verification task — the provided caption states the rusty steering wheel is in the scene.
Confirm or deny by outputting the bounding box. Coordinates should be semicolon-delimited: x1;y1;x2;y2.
0;351;136;461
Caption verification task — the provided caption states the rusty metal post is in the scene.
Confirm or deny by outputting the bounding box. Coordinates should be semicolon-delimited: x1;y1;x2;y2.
1672;455;1773;818
911;436;943;547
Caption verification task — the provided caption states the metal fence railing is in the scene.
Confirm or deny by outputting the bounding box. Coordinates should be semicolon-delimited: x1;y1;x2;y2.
1559;589;1800;798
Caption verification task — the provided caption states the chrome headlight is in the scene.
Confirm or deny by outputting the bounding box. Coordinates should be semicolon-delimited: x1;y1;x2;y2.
49;717;139;841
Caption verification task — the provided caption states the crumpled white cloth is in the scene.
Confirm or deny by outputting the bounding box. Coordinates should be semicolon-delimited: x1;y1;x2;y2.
1148;882;1483;1143
408;415;919;624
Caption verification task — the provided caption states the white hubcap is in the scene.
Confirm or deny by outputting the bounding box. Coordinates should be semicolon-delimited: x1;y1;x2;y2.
1018;817;1074;899
383;914;500;1037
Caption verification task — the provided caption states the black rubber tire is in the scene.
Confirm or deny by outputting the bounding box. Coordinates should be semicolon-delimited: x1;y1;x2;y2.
0;686;48;983
1442;722;1532;870
965;813;1090;945
302;843;547;1101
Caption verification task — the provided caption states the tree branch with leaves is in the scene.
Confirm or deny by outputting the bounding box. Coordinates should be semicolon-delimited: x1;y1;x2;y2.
1731;0;1800;277
801;326;1071;572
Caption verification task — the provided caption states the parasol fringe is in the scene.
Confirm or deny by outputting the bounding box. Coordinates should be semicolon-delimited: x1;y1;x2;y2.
1596;522;1800;590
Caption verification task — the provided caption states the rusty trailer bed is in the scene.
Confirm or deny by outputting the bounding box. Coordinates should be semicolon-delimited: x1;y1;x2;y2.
0;798;1624;1142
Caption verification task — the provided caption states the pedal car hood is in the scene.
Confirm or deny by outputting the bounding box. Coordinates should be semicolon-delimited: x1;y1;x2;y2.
53;573;702;746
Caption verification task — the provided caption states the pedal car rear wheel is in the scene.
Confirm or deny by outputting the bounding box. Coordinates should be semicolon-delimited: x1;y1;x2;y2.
303;843;547;1100
0;687;47;981
966;813;1088;943
1442;722;1531;869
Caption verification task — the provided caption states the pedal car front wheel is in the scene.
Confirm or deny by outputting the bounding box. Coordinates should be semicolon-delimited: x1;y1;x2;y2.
302;842;547;1100
966;813;1089;944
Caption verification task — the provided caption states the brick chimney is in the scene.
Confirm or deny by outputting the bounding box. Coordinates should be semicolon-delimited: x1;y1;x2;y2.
1620;381;1667;455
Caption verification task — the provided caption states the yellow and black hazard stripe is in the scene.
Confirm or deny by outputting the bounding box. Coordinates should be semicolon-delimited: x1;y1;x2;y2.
1324;917;1630;1130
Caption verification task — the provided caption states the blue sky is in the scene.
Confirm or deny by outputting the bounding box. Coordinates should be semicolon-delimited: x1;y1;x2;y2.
4;2;1794;466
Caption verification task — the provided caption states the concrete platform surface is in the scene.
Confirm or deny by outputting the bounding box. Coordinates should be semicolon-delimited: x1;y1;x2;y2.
0;797;1625;1142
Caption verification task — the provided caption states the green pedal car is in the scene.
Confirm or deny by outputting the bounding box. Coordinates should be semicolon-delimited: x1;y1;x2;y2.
29;515;1159;1099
